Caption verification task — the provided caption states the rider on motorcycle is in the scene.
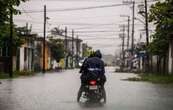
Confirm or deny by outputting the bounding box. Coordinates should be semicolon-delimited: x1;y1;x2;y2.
79;50;106;87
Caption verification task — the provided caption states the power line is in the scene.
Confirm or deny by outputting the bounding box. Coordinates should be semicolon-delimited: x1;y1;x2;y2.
48;14;121;20
71;25;117;30
78;34;117;37
21;0;156;14
14;19;43;24
49;23;118;26
20;6;35;20
82;37;119;40
75;30;120;33
15;19;145;26
21;3;131;13
14;19;119;26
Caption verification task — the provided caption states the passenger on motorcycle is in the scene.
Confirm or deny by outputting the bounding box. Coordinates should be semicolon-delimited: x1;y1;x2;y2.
79;50;106;87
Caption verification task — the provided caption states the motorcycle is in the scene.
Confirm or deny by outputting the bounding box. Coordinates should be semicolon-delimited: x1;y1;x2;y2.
77;78;106;104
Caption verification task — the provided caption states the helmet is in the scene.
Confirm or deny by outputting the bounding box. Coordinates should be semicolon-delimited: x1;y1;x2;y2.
95;50;102;59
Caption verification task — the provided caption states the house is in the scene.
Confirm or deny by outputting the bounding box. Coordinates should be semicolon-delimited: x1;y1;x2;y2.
15;34;53;72
0;30;67;73
16;34;35;71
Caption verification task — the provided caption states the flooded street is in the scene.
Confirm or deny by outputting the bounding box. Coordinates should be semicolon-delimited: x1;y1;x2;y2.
1;67;173;110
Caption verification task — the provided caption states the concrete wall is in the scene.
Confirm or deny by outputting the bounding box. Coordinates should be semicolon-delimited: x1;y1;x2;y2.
19;47;25;71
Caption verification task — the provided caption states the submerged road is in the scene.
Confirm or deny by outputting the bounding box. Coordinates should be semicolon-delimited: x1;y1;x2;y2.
0;67;173;110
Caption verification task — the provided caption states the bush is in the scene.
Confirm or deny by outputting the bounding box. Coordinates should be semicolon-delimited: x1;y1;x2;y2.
0;71;35;79
125;73;173;84
14;71;35;76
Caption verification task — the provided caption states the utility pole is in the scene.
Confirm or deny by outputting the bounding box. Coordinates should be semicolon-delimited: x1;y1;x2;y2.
26;22;28;35
120;15;130;50
43;5;46;73
65;27;68;69
131;1;135;56
144;0;150;72
76;35;79;67
9;5;13;78
122;25;125;69
127;16;130;50
119;24;126;70
71;30;74;68
122;0;135;55
144;0;149;46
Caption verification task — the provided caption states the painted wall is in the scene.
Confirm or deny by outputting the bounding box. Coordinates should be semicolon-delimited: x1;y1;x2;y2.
19;47;25;71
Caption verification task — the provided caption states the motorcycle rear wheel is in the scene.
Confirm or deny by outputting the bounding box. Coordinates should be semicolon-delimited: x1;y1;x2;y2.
100;87;106;104
77;86;84;102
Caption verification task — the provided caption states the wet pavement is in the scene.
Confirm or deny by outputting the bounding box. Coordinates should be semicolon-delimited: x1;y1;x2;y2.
1;67;173;110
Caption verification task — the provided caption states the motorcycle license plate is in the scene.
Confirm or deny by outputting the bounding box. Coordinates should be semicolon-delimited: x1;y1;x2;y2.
89;85;98;90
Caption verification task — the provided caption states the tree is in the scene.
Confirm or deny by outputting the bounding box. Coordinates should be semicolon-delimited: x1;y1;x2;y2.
0;25;26;48
148;0;173;73
148;0;173;56
49;38;65;62
0;0;27;25
0;0;27;48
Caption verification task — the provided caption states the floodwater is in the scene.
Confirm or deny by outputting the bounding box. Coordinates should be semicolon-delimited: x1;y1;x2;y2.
0;67;173;110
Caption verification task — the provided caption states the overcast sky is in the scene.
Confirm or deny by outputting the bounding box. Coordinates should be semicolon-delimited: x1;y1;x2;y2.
14;0;155;55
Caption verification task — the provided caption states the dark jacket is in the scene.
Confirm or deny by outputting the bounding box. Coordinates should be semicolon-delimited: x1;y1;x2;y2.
80;57;105;79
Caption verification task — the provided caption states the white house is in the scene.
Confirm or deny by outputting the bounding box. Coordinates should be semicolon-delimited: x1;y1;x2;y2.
18;35;35;71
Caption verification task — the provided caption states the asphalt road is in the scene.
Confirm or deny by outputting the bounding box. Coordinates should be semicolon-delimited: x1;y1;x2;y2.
1;67;173;110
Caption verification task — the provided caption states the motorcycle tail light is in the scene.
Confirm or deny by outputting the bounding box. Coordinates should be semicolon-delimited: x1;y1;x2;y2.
89;80;97;85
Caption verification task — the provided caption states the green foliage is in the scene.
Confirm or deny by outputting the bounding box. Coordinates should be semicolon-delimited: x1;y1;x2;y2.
148;0;173;56
0;0;27;48
0;24;25;48
0;0;27;25
14;70;34;76
0;73;11;79
125;74;173;84
49;38;65;62
83;47;93;57
0;71;35;79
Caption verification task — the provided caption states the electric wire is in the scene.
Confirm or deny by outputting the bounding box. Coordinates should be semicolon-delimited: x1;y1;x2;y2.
21;0;156;14
21;3;130;13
